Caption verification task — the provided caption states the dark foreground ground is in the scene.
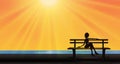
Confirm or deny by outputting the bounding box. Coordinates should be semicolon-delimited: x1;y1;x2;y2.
0;54;120;64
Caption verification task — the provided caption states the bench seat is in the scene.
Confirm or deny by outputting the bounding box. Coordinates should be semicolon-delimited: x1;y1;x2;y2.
68;47;110;59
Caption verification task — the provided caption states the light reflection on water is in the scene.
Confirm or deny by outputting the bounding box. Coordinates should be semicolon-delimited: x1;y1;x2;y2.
0;50;119;54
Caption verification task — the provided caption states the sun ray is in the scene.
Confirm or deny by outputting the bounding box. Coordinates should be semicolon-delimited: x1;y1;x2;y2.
0;5;35;49
40;0;58;7
0;0;120;50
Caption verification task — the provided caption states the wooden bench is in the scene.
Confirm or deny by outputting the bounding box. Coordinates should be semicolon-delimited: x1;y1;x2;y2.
68;39;110;59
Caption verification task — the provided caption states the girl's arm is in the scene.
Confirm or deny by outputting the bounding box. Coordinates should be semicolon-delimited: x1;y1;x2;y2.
77;41;86;48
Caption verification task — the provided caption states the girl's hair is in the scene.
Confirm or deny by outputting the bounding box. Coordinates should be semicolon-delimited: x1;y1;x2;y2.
85;32;89;38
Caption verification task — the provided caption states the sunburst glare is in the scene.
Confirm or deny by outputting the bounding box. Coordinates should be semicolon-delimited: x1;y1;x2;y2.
40;0;58;7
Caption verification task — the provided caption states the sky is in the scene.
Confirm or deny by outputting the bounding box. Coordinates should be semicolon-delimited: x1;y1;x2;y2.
0;0;120;50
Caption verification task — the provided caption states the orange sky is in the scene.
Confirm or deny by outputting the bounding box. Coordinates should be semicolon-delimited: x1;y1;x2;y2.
0;0;120;50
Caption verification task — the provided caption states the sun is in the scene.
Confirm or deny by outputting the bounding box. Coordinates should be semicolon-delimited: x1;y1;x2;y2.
40;0;58;7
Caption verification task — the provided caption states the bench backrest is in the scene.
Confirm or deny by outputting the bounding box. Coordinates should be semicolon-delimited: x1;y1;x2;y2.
69;39;108;48
70;39;108;44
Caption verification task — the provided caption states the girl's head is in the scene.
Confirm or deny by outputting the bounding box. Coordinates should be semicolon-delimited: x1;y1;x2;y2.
85;32;89;38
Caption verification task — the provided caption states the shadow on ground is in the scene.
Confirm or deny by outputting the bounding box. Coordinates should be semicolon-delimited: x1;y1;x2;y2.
0;54;119;64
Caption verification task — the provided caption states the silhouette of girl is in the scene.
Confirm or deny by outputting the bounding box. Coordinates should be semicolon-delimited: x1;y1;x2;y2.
78;32;99;55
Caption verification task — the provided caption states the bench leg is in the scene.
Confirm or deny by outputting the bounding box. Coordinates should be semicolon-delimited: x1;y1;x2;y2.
102;49;106;59
73;49;76;59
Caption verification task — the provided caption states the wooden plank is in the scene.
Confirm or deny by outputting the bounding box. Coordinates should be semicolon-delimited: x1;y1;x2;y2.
70;39;108;41
70;42;108;44
68;47;110;49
